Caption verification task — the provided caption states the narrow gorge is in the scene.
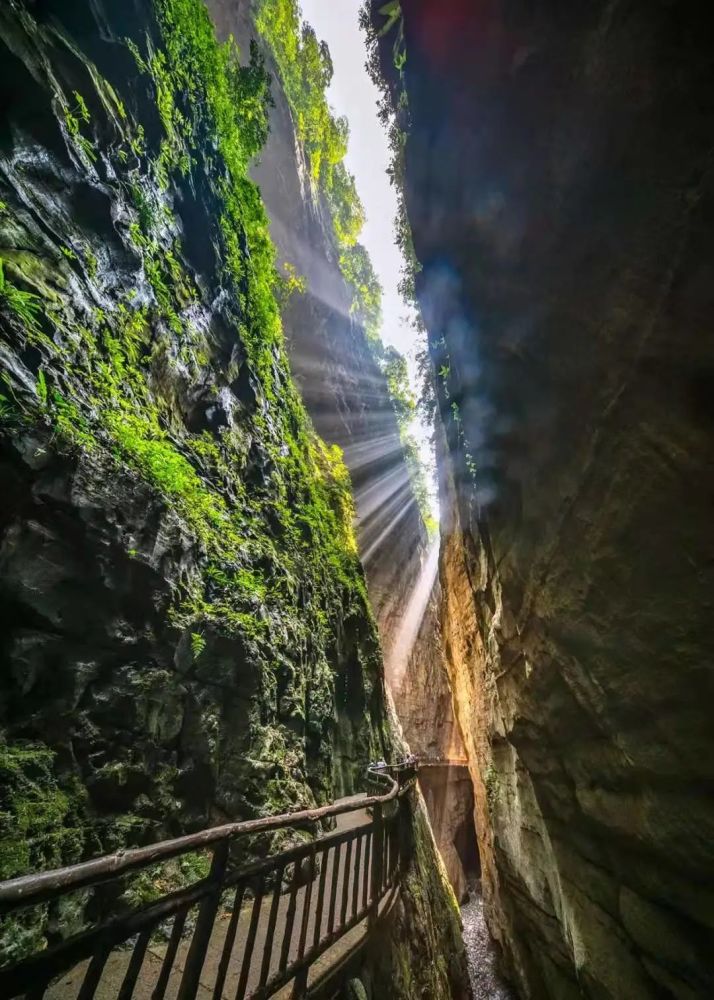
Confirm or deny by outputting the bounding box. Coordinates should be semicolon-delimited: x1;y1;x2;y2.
1;1;713;999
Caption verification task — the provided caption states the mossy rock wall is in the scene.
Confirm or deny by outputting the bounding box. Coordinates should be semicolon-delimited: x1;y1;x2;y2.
0;0;391;955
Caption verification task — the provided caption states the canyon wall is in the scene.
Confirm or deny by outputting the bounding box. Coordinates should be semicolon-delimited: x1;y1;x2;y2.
0;0;386;893
0;1;469;993
208;0;477;905
371;0;714;997
208;0;428;627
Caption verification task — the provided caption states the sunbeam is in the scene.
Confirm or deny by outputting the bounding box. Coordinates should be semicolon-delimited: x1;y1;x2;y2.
384;538;440;690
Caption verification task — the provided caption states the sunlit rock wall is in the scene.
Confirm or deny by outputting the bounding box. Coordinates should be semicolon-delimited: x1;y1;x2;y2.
207;0;428;625
372;0;714;997
209;0;478;904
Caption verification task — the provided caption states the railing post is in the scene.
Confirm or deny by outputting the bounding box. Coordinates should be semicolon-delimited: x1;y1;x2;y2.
292;966;309;998
398;791;411;877
369;802;383;928
177;840;229;1000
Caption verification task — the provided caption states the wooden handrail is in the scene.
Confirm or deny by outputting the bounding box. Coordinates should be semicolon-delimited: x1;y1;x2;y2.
0;766;401;915
0;762;419;1000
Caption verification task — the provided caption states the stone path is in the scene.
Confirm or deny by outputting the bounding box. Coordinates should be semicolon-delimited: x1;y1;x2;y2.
460;881;516;1000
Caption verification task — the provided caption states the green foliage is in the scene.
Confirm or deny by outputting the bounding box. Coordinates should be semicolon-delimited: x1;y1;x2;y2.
0;0;389;901
360;3;420;308
0;394;16;424
255;1;371;310
275;261;308;308
381;347;435;532
0;743;83;881
257;1;436;534
72;90;90;123
190;631;206;660
382;346;416;423
0;259;43;335
255;1;343;188
84;249;98;279
377;1;402;39
155;0;273;173
123;850;211;908
63;91;97;163
0;741;85;964
36;369;48;406
339;242;382;345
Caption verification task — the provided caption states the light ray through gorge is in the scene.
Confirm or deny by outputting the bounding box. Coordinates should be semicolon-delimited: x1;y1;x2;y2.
384;539;441;691
298;0;438;522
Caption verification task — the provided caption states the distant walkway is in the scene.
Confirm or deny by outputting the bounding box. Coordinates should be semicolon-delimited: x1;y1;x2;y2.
419;757;469;768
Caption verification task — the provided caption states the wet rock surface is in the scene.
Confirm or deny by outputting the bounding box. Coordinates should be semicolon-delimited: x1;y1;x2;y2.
369;0;714;997
0;0;389;960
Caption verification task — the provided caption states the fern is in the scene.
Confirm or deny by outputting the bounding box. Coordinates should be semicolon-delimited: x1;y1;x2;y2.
377;1;401;38
0;259;43;335
190;632;206;660
0;393;17;425
36;370;48;406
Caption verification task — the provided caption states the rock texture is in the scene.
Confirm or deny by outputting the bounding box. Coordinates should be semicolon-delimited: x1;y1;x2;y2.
389;572;478;903
371;0;714;997
0;0;388;959
207;0;427;619
0;1;471;994
208;0;478;906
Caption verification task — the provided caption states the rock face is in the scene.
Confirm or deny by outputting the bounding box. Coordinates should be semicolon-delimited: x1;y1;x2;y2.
208;0;478;905
388;572;478;903
370;0;714;997
0;1;470;993
208;0;427;618
0;0;388;957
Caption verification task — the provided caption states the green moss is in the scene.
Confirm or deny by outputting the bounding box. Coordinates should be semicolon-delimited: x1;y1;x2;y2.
255;1;435;532
123;850;211;908
485;763;500;808
0;258;43;337
0;742;85;882
0;0;385;832
0;741;86;964
0;7;393;947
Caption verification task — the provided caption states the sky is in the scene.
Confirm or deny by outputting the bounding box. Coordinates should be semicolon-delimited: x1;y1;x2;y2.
298;0;437;510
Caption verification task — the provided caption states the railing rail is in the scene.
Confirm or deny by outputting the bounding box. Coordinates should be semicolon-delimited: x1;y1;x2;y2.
0;762;418;1000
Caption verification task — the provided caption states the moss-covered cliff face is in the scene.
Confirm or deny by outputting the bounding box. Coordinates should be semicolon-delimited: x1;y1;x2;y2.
0;3;471;994
207;0;477;907
370;1;714;998
0;0;388;901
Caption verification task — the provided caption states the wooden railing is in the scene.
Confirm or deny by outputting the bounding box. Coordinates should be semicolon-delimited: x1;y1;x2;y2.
0;762;418;1000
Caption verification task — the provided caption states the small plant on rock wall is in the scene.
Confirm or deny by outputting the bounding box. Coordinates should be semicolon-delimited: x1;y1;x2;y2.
190;631;206;661
275;261;307;308
63;90;97;164
0;259;43;336
0;394;18;426
485;764;500;809
35;370;48;407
